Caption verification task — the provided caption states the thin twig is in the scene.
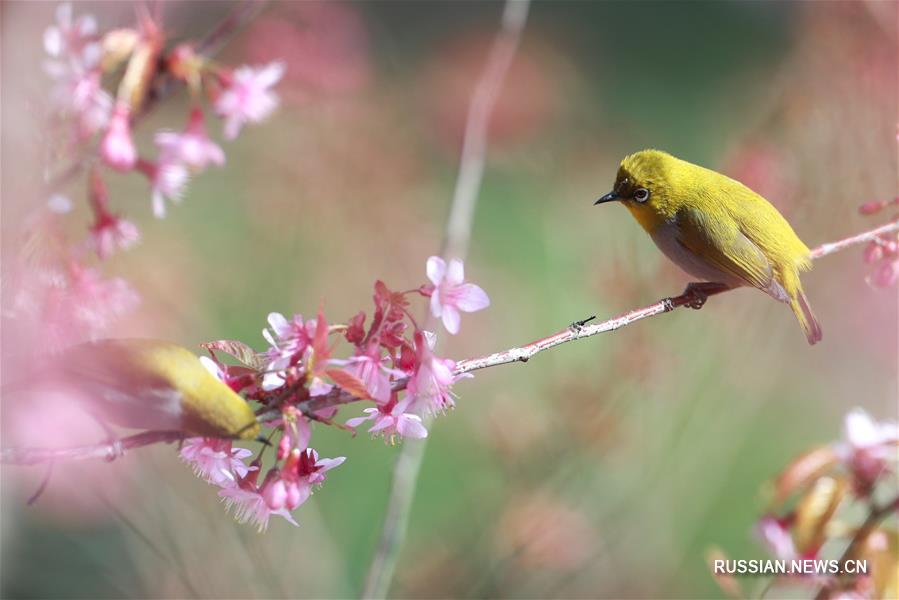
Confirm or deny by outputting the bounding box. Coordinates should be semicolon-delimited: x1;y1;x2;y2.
361;1;531;598
1;431;185;465
453;219;899;374
812;494;899;600
195;0;268;57
9;219;892;467
303;218;899;414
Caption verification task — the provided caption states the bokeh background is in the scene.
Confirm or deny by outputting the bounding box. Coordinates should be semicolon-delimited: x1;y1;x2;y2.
1;1;896;598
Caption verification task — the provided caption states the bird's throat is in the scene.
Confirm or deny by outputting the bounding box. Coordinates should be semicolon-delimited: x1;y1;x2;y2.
625;203;665;235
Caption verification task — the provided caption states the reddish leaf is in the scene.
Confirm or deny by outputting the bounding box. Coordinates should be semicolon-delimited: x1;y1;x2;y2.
201;340;266;371
346;311;366;344
325;368;371;401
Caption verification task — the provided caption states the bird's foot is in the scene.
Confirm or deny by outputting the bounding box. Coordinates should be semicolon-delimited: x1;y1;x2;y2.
569;315;596;333
680;282;729;310
104;438;125;462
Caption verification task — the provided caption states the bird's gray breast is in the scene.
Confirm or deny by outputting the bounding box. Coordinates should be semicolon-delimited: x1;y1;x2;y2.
648;220;745;287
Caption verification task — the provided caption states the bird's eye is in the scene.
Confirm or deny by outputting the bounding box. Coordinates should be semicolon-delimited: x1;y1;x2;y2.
633;188;650;203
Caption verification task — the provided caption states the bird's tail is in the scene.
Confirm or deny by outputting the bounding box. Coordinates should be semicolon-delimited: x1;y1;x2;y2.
789;288;822;345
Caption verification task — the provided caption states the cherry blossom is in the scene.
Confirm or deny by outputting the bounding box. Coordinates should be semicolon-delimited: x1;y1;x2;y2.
755;515;796;560
261;312;314;391
407;331;462;414
89;213;139;259
260;449;346;512
137;157;190;219
180;438;254;487
336;350;401;404
346;397;428;441
834;408;899;492
43;3;100;68
214;62;285;140
423;256;490;334
219;483;298;532
60;265;140;341
154;108;225;171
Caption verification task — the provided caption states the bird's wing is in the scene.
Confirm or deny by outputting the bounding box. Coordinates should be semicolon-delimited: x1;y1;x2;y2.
674;206;776;292
58;340;185;431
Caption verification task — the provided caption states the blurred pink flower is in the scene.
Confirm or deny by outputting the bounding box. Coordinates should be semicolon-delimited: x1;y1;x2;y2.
424;256;490;335
869;259;899;288
137;156;190;218
863;242;884;264
155;108;225;171
219;484;298;532
89;213;139;259
214;62;285;140
407;331;461;414
180;438;254;487
755;515;796;560
37;264;140;346
100;102;137;171
46;66;111;139
835;408;898;492
43;3;100;67
47;194;73;213
346;398;428;440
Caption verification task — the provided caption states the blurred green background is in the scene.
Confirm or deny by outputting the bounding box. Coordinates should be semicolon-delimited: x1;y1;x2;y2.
1;1;896;598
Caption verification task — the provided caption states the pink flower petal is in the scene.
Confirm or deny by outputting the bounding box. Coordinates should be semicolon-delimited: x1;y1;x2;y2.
441;306;461;335
454;283;490;312
429;291;443;318
426;256;446;285
315;456;346;471
397;415;428;439
446;258;465;285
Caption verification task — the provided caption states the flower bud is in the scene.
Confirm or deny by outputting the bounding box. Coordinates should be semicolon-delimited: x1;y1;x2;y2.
863;242;883;264
871;260;899;288
859;201;885;215
286;481;303;510
262;472;287;510
100;103;136;171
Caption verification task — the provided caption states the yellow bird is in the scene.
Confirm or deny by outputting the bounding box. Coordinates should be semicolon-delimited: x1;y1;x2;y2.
52;339;260;439
594;149;822;345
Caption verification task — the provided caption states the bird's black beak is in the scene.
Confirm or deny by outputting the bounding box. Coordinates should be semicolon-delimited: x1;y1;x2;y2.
594;191;619;205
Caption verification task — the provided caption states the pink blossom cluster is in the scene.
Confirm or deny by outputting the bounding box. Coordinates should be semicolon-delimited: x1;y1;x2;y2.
748;408;898;598
858;198;899;287
44;2;283;232
16;4;284;347
180;256;489;529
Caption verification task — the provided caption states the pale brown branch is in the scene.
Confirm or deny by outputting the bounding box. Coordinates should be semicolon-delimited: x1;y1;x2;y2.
454;219;899;375
308;218;899;412
10;220;892;468
1;431;186;466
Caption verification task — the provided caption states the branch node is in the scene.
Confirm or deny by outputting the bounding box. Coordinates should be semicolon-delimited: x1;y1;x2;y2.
105;439;125;462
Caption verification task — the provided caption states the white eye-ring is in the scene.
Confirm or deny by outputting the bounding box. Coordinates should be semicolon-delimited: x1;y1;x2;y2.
633;187;650;203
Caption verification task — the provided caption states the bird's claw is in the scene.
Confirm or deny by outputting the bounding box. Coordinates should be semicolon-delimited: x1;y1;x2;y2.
569;315;596;332
681;282;728;310
684;292;708;310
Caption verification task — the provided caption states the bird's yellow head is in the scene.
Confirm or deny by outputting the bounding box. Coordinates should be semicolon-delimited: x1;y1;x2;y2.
594;149;681;233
